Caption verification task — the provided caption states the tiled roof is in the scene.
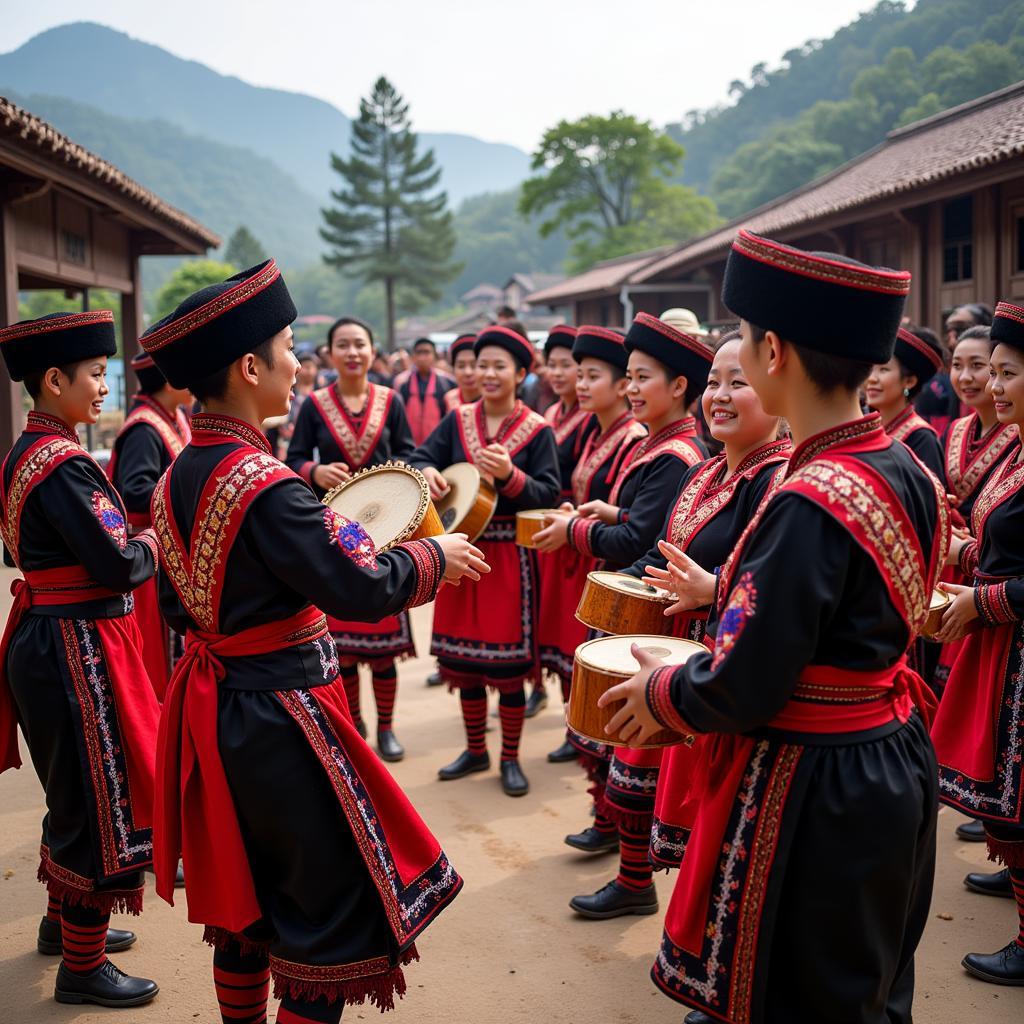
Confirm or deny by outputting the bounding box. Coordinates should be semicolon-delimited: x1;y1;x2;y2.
527;246;673;304
0;95;220;250
634;79;1024;282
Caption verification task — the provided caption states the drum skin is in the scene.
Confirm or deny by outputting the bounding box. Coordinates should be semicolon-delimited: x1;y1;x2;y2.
576;571;673;635
436;462;497;543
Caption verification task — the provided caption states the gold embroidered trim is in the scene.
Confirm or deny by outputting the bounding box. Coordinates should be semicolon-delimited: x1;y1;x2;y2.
971;447;1024;542
312;383;391;468
121;405;186;458
945;415;1016;505
571;414;644;506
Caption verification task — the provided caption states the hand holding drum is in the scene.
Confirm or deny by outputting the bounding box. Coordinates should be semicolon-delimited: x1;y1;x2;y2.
434;533;490;587
421;466;451;501
642;540;717;614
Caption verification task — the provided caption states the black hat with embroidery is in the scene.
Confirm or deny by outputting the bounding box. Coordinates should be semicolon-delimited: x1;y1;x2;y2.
544;324;578;358
573;325;629;371
141;259;297;389
722;229;911;364
449;333;477;361
625;312;713;386
893;326;943;384
130;350;169;393
991;301;1024;352
474;325;535;371
0;310;117;382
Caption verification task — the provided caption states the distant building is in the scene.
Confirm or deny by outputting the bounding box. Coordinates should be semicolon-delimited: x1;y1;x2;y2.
502;272;564;313
461;283;502;312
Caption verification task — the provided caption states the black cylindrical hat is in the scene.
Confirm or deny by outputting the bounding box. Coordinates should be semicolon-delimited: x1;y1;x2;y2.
992;301;1024;351
544;324;577;359
722;229;911;364
625;312;713;387
449;333;477;361
573;326;628;371
141;260;297;389
474;325;535;371
893;327;943;384
0;310;117;382
130;350;169;393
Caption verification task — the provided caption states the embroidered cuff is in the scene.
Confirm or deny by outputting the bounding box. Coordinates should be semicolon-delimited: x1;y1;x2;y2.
399;538;445;609
958;540;979;577
616;507;629;524
496;465;527;499
974;582;1017;626
567;515;598;557
300;461;316;484
645;665;693;735
134;528;159;568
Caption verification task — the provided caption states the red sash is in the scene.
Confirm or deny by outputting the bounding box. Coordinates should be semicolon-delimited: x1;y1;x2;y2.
608;416;703;504
309;383;393;470
404;372;443;446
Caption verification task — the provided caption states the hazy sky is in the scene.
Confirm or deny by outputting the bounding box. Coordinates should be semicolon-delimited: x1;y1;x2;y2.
3;0;884;150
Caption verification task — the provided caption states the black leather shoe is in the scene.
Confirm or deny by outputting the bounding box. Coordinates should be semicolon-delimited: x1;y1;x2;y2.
684;1012;716;1024
438;750;490;780
564;827;619;854
569;879;658;919
175;861;186;888
377;729;405;762
426;671;443;688
962;940;1024;985
500;759;529;796
55;959;159;1007
524;688;548;718
38;918;137;956
547;738;578;763
964;867;1013;898
955;818;986;842
354;717;368;740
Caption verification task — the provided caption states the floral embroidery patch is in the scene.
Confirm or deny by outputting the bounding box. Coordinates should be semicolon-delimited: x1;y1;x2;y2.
712;571;757;669
91;491;127;550
323;508;377;570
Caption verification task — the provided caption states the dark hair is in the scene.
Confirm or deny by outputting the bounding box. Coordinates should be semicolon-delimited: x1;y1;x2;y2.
749;324;872;394
497;305;516;319
504;319;529;340
955;324;994;352
328;316;374;348
893;357;925;399
412;337;436;353
24;363;80;400
714;328;742;350
189;337;276;404
961;303;993;327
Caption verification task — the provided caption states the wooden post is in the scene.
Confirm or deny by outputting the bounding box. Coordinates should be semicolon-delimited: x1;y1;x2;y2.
0;204;24;456
121;238;145;413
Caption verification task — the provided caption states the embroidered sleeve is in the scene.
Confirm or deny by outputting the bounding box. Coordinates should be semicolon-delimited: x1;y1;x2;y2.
646;665;695;735
566;515;598;557
396;538;445;610
299;462;316;484
91;491;128;551
974;582;1019;625
133;527;159;566
958;540;979;577
712;571;758;669
496;464;527;499
322;507;377;570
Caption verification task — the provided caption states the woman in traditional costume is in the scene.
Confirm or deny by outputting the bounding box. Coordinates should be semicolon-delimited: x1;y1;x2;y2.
443;334;481;412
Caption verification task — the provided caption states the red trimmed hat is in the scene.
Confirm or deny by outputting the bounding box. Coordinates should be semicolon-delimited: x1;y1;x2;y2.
449;333;477;361
573;325;629;371
474;325;535;371
543;324;577;358
722;229;911;363
130;350;169;393
625;312;713;387
0;310;116;382
992;301;1024;351
141;259;297;389
894;327;943;384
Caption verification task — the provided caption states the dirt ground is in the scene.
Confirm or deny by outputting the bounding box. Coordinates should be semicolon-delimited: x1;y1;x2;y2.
0;591;1021;1023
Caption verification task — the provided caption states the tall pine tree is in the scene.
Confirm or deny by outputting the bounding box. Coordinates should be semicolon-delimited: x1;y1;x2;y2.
321;77;460;348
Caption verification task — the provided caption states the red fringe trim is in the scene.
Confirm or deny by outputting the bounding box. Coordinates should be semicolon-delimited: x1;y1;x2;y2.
38;868;144;917
337;651;415;670
271;946;419;1013
986;835;1024;869
202;925;270;957
441;667;540;695
600;801;653;833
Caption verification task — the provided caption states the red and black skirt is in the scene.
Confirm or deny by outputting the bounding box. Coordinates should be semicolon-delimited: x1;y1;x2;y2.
328;612;416;666
537;546;593;687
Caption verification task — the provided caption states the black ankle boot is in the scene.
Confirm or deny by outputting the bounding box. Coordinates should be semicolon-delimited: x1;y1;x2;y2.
54;960;159;1007
354;717;368;740
684;1011;716;1024
377;729;405;762
962;940;1024;985
547;738;578;763
438;750;490;780
569;879;658;919
955;818;986;842
564;826;619;854
963;867;1013;898
500;759;529;796
524;688;548;718
38;918;137;956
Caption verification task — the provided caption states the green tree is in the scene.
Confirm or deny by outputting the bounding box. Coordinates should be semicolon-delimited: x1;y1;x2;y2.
519;112;718;272
153;259;236;320
320;76;461;349
224;225;268;270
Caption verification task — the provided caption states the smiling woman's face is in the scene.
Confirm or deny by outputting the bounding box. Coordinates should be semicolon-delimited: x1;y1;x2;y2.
989;342;1024;427
702;339;778;447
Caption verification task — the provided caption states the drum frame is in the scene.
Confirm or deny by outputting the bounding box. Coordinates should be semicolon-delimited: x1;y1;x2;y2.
438;462;497;543
575;570;673;636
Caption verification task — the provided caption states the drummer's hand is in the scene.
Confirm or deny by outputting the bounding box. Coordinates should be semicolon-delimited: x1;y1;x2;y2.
945;534;971;567
577;499;619;524
933;583;979;642
477;443;512;481
314;462;351;490
422;467;450;501
558;501;574;513
532;512;571;552
598;643;663;746
645;541;716;611
435;533;489;585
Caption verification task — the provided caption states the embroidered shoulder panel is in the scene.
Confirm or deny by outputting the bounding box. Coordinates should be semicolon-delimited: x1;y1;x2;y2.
946;415;1017;505
311;383;391;469
971;447;1024;545
456;401;548;463
121;405;187;458
548;404;589;446
887;407;934;444
571;417;645;506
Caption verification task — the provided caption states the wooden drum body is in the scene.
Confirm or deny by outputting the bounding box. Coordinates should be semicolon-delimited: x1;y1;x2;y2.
516;509;560;548
576;570;673;635
568;634;701;749
323;462;443;553
436;462;497;543
921;587;951;639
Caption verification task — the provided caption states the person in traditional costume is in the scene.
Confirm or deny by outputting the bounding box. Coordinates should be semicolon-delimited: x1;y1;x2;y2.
537;314;711;919
399;337;455;445
410;326;560;797
0;311;162;1007
143;260;486;1024
286;316;416;762
444;334;481;412
931;300;1024;985
865;326;945;477
599;231;948;1024
534;324;593;757
107;350;192;697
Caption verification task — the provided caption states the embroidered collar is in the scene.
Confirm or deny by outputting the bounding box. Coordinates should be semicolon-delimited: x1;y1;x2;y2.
133;393;178;428
189;413;271;453
478;399;527;445
25;411;79;443
631;416;695;459
788;413;885;474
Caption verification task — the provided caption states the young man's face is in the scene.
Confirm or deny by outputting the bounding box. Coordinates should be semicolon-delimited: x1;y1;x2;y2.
261;327;300;418
413;345;435;373
738;321;783;417
49;356;109;425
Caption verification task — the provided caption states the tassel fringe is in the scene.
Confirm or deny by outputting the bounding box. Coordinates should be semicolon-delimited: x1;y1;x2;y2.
987;836;1024;869
203;925;270;956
